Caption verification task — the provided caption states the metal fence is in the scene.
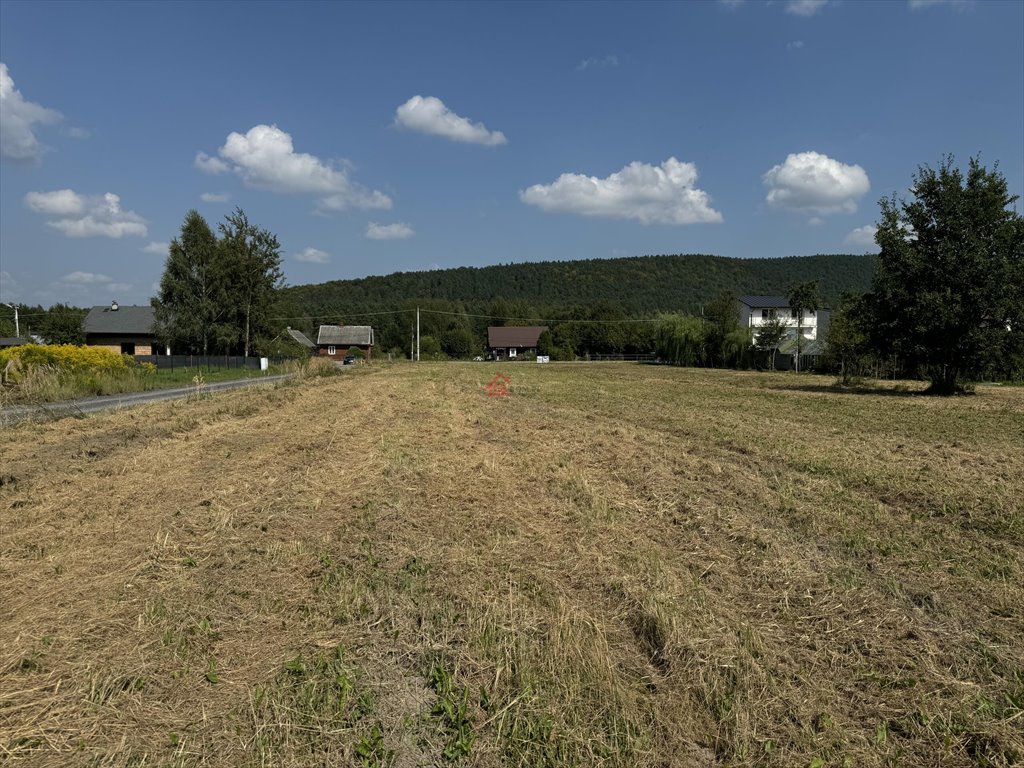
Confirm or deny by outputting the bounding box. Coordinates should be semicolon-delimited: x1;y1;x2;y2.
577;354;660;363
751;350;825;372
133;354;272;370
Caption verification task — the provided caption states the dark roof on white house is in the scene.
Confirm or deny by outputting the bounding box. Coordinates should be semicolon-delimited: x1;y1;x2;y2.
84;304;156;335
738;295;791;309
488;326;549;348
316;325;374;346
286;327;315;348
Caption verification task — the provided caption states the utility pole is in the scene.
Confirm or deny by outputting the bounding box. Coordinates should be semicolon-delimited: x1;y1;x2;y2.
416;306;420;362
3;303;18;337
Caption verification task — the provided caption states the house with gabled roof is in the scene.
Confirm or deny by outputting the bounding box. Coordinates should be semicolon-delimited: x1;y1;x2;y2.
487;326;548;360
316;325;374;360
737;295;829;342
84;302;167;355
285;327;316;350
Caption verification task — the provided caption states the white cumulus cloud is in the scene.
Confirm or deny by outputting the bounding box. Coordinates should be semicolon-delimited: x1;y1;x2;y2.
200;192;230;203
785;0;829;15
195;152;229;174
0;63;63;163
909;0;973;9
26;190;147;238
366;222;415;240
54;272;132;294
394;96;507;146
142;241;168;254
845;224;879;250
763;151;870;216
60;271;113;285
197;124;391;212
26;189;84;215
520;158;723;226
294;247;330;263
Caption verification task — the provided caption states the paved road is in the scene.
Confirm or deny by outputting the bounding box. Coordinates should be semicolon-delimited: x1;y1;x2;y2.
0;374;292;427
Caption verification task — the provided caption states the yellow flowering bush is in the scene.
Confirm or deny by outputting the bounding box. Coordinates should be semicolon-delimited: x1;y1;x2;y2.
0;344;127;378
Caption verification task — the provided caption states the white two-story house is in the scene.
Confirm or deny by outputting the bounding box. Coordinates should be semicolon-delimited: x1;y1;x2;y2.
737;295;830;342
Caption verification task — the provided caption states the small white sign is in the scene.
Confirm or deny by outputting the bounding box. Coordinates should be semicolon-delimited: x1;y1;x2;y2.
537;355;550;363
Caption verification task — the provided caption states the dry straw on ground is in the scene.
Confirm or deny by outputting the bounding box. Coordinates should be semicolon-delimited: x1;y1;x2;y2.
1;364;1022;767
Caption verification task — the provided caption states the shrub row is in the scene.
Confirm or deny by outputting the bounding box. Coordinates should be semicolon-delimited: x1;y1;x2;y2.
0;344;129;376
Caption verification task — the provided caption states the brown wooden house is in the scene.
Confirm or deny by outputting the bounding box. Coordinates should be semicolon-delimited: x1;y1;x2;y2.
316;325;374;360
487;326;548;360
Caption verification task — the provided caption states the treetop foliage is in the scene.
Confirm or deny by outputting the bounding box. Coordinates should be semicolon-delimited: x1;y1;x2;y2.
868;156;1023;392
153;208;283;356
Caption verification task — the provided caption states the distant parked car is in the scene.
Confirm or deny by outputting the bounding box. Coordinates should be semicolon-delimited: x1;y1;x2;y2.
343;355;356;365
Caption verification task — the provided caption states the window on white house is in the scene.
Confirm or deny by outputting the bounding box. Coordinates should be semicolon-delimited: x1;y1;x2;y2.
761;309;769;320
328;345;336;355
791;309;798;319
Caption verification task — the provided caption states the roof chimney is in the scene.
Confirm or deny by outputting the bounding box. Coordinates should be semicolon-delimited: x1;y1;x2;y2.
110;301;119;311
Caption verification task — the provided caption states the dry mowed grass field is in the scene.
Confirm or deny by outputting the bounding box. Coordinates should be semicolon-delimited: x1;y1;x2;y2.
1;363;1022;767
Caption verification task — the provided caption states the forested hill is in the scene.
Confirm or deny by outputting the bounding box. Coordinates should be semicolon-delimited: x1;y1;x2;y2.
280;253;875;319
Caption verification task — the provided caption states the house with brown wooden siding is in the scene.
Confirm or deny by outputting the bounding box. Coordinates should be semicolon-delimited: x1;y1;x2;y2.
316;325;374;360
487;326;548;360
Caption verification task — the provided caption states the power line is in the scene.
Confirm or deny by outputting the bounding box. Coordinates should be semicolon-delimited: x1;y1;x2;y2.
411;308;666;325
5;305;670;326
268;307;667;325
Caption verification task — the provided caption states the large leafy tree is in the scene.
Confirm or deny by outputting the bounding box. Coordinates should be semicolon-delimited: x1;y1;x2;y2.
702;292;742;367
40;303;86;344
825;293;872;384
656;314;704;366
787;281;821;373
154;209;285;357
870;157;1023;394
154;211;227;355
218;209;284;358
755;316;788;371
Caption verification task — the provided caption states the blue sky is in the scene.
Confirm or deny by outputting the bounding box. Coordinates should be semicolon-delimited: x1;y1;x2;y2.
1;0;1021;308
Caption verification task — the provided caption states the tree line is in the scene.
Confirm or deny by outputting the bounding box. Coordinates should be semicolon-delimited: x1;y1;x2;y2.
278;252;875;338
0;303;87;344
